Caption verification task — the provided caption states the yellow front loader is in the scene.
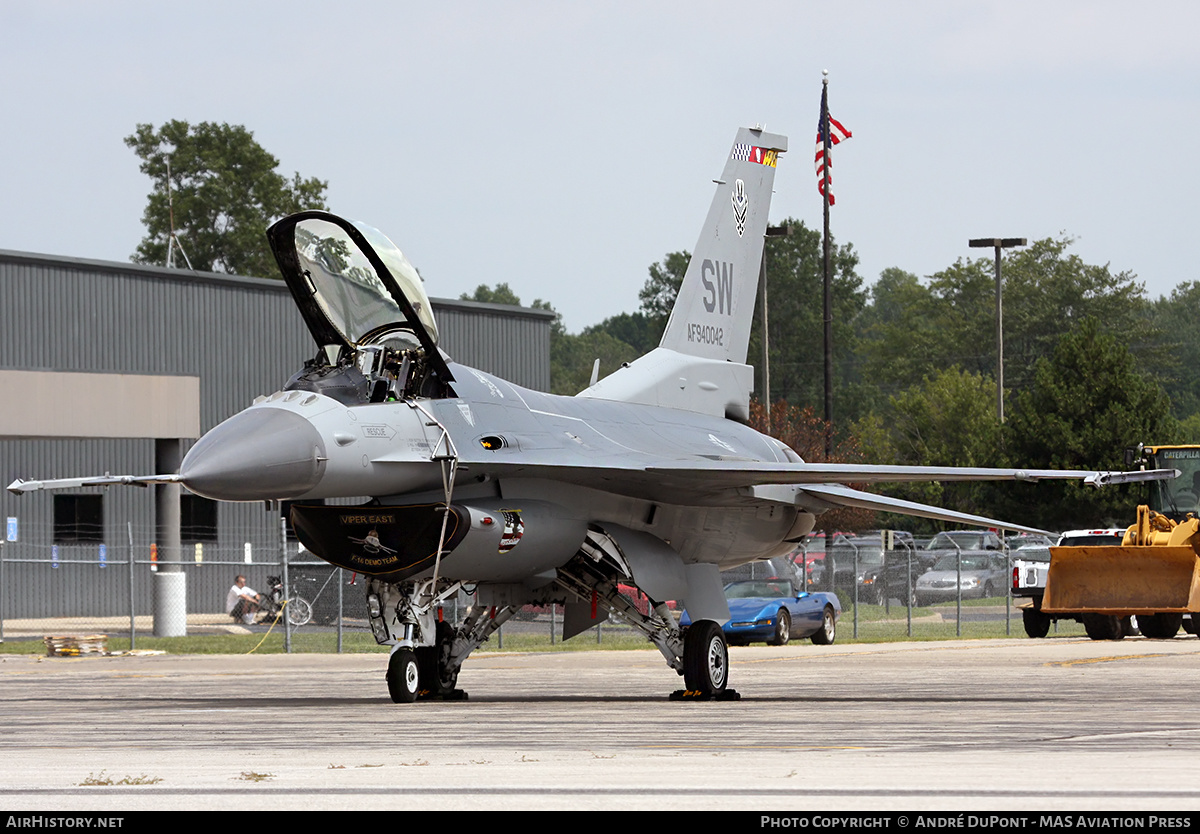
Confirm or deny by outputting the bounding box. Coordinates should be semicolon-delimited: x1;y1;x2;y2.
1044;505;1200;639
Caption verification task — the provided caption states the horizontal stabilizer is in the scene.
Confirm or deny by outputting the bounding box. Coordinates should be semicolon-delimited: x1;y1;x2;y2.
798;483;1051;536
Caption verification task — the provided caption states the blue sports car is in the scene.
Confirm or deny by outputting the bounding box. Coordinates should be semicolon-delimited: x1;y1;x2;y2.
681;579;841;646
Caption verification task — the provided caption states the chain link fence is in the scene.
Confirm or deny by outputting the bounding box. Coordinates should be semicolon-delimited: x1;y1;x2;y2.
773;532;1087;641
0;520;673;652
0;522;1088;652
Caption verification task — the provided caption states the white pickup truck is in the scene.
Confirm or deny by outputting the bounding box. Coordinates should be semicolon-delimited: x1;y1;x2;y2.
1013;529;1125;638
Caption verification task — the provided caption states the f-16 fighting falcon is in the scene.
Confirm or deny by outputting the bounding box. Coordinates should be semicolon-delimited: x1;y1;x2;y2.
10;126;1173;702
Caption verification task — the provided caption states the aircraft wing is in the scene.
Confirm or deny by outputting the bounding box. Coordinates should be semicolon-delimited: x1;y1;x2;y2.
643;462;1179;487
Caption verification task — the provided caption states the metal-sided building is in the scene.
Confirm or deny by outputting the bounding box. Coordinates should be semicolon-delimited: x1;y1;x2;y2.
0;249;554;620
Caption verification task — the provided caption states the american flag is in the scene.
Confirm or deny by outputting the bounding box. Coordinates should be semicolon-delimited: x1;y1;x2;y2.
815;86;852;205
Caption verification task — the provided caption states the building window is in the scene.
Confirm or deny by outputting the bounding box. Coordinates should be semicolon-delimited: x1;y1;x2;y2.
54;495;104;543
181;495;219;543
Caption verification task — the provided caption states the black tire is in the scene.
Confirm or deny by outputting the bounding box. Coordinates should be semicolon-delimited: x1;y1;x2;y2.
386;647;420;703
767;610;791;646
811;605;836;645
682;621;729;695
1183;615;1197;635
1139;613;1183;639
1022;608;1051;639
1082;613;1124;641
982;582;995;600
429;620;460;695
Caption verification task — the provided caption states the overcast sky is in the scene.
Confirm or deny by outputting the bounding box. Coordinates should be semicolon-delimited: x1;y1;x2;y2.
2;1;1197;333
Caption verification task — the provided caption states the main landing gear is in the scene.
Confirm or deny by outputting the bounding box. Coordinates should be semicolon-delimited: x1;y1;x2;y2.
368;552;742;702
678;620;731;699
555;553;738;701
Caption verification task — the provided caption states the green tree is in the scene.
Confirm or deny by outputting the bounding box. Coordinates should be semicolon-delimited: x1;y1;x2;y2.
638;251;690;336
460;282;523;306
1148;281;1200;419
636;221;865;419
853;367;1001;525
749;220;864;417
585;311;659;356
126;121;328;278
997;318;1177;528
459;284;623;395
550;330;640;395
749;399;875;532
857;236;1156;406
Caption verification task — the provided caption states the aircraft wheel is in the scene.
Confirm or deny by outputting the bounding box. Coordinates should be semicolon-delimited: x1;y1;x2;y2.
287;596;313;627
811;605;836;645
767;610;790;646
1022;608;1050;639
1082;613;1124;641
415;621;460;697
387;647;420;703
682;621;728;696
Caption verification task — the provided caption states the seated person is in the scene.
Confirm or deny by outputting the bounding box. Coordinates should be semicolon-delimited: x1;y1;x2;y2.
226;575;262;625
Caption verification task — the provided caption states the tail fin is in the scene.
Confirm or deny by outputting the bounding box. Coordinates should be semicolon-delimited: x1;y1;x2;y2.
580;127;787;419
660;126;787;364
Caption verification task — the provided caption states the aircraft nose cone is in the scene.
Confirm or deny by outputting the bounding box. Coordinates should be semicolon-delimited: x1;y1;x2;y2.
180;408;326;500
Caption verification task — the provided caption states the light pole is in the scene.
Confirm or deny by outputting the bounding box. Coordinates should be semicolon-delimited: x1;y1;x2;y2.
968;237;1026;423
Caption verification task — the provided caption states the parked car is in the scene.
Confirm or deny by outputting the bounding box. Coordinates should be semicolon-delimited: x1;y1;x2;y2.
617;583;677;616
828;532;933;605
801;552;829;589
914;551;1010;606
924;529;1006;554
1057;528;1126;548
1007;532;1055;550
680;579;841;646
858;547;939;606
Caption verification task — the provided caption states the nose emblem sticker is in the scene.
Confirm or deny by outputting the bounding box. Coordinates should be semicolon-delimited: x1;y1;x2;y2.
499;509;524;554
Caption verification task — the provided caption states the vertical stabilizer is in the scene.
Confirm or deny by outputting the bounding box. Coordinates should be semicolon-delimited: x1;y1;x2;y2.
581;127;786;420
659;126;787;364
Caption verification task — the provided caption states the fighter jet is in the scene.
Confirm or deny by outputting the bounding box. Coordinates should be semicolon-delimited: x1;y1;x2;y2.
10;126;1173;702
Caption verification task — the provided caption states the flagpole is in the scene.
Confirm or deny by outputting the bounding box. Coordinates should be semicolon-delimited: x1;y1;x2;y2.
822;70;833;460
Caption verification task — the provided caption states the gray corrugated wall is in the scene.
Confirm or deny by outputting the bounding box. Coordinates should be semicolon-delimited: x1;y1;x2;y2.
0;250;552;618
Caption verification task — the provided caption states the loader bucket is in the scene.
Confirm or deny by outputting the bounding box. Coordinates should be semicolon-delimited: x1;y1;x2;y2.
1042;546;1200;614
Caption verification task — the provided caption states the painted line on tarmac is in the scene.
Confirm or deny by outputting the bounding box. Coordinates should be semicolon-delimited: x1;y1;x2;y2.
1045;651;1183;667
3;785;1200;800
639;744;864;750
733;641;1049;666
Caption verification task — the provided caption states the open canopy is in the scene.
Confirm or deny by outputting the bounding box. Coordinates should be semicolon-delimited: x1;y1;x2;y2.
268;211;440;352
